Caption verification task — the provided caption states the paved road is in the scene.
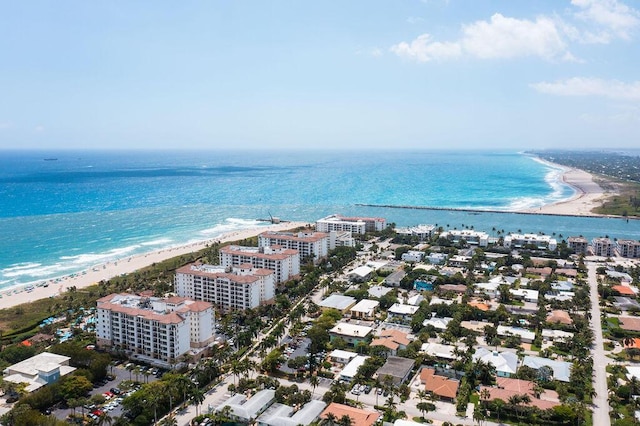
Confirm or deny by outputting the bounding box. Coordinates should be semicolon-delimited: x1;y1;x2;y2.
588;262;611;426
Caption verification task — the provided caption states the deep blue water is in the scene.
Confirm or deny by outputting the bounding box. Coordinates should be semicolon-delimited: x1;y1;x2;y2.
0;150;638;290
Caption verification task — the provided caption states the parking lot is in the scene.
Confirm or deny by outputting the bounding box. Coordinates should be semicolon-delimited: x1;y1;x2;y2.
52;361;162;422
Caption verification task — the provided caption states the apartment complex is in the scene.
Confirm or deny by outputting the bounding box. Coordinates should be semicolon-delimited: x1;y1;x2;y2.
258;231;329;263
96;294;215;367
504;234;557;251
316;215;386;234
396;224;437;240
175;263;275;310
439;229;490;247
617;239;640;258
219;245;300;283
592;237;614;257
567;236;589;254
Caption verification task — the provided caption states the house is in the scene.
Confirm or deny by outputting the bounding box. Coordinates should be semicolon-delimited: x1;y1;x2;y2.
612;285;637;297
402;251;425;263
348;266;374;282
439;230;489;247
371;329;411;356
350;299;379;320
497;325;535;343
406;294;425;306
419;368;460;402
218;389;276;423
613;297;640;311
2;352;76;393
376;356;415;385
384;270;406;287
257;400;326;426
388;303;419;322
545;291;575;302
438;284;467;294
460;320;492;334
475;282;500;298
329;323;374;347
422;316;453;330
606;270;634;284
329;349;359;365
473;348;518;377
479;377;560;410
429;296;454;306
551;281;575;292
509;289;539;303
338;355;369;382
546;310;572;325
427;253;447;265
448;255;471;268
541;329;574;344
468;300;491;311
522;356;572;382
320;403;380;426
420;342;457;360
368;285;393;299
319;295;357;313
619;316;640;332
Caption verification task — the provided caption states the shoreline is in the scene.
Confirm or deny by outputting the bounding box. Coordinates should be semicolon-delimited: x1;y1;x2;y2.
523;157;617;216
0;221;308;311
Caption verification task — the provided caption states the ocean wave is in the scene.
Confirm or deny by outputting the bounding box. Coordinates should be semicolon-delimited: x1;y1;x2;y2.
199;218;262;236
59;245;141;264
2;262;76;278
140;238;173;246
1;262;43;273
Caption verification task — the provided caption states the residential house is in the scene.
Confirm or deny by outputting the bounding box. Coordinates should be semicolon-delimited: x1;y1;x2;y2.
422;316;453;331
329;323;374;347
497;325;535;343
376;356;415;385
546;310;572;325
218;389;276;423
388;303;419;322
2;352;76;393
338;355;369;382
419;367;459;402
402;250;424;263
318;295;357;314
319;403;380;426
384;269;406;287
350;299;379;320
522;355;572;382
473;348;518;378
257;400;326;426
479;377;560;410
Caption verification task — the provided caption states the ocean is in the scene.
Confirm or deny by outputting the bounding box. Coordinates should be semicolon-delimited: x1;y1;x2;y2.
1;150;638;290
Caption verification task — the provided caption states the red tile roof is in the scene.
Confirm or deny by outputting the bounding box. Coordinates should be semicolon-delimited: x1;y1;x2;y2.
320;403;380;426
420;368;459;399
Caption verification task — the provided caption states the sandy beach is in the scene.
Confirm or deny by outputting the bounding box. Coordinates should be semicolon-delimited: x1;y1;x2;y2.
523;163;616;216
0;221;308;311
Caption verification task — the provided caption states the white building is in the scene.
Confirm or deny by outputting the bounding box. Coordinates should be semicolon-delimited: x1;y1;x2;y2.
439;230;489;247
473;348;518;378
219;245;300;283
258;231;329;263
618;240;640;258
591;237;614;257
401;251;424;263
388;303;419;321
339;355;370;382
504;234;557;251
96;294;215;367
175;263;275;310
3;352;76;393
316;214;386;234
350;299;379;320
219;389;276;423
395;224;436;240
497;325;535;343
567;236;589;254
258;400;327;426
329;323;374;347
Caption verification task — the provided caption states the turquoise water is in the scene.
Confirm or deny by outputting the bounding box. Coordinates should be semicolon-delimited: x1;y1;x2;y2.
0;150;637;289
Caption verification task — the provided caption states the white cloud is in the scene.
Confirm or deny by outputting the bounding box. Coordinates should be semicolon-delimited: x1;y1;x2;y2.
34;125;45;133
461;14;567;59
391;13;569;62
571;0;640;40
531;77;640;101
407;16;424;25
390;34;461;62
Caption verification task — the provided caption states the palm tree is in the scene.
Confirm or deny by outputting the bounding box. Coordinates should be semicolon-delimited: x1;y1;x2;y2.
338;414;354;426
95;412;114;426
189;387;206;417
416;401;434;419
310;375;319;396
322;413;338;426
159;414;178;426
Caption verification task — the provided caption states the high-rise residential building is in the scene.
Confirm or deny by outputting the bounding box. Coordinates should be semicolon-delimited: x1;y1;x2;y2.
504;234;557;251
219;245;300;283
258;231;329;263
175;263;275;310
316;214;386;234
617;239;640;258
592;237;614;257
567;236;589;254
96;294;214;367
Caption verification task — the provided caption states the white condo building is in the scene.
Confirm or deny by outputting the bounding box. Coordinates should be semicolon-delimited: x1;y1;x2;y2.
439;229;489;247
617;240;640;258
258;231;329;263
316;215;386;234
592;237;614;257
504;234;557;251
396;224;436;240
219;245;300;283
96;294;215;367
175;263;275;310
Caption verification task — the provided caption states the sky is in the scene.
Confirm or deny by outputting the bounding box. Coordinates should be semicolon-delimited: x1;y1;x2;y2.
0;1;639;151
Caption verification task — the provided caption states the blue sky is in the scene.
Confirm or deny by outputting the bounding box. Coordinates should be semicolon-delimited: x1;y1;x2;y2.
1;1;639;150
